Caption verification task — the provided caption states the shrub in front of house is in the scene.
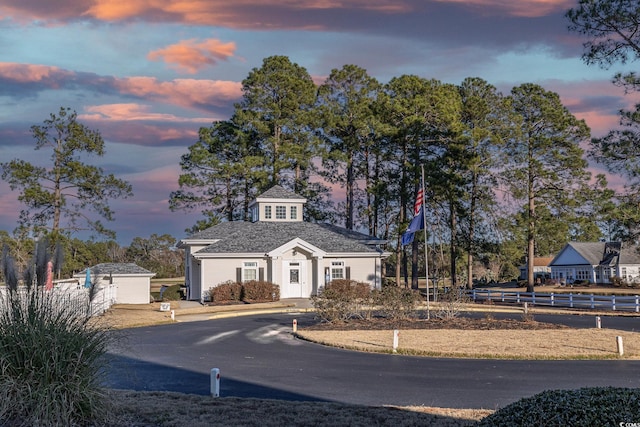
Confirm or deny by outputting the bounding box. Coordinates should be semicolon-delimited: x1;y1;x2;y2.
242;280;279;302
209;281;243;303
311;280;373;322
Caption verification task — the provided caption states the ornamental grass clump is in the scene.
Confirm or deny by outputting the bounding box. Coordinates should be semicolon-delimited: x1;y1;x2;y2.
0;241;114;426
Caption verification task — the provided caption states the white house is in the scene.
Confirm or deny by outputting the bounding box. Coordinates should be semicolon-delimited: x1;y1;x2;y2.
73;263;155;304
549;242;640;284
178;185;390;301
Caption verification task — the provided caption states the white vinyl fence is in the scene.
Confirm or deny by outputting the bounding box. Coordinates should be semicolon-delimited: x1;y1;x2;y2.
0;282;117;317
467;289;640;312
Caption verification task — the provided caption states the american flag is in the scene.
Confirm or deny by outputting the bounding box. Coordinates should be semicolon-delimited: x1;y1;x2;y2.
413;188;423;216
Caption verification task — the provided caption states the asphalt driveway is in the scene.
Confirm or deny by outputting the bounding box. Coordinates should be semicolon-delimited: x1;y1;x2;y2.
105;312;640;409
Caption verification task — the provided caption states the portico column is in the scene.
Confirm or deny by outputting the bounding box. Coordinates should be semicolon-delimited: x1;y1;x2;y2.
314;255;323;295
268;256;277;283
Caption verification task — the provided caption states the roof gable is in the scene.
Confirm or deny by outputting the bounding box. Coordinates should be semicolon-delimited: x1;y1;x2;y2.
550;242;640;267
550;242;602;266
254;185;306;202
267;237;326;258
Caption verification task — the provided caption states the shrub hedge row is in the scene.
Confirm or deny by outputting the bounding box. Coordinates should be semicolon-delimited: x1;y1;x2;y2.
208;280;280;303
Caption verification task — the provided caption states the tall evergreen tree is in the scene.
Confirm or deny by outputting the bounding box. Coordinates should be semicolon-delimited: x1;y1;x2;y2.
169;120;265;233
567;0;640;240
457;78;507;288
379;76;462;287
0;107;132;239
317;64;381;231
235;55;318;188
501;84;591;291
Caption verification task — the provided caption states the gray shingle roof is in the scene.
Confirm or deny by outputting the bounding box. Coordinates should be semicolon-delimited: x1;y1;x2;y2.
192;221;382;254
562;242;640;266
256;185;305;200
84;263;154;275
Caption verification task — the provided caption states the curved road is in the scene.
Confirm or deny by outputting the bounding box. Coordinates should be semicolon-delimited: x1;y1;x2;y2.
106;312;640;409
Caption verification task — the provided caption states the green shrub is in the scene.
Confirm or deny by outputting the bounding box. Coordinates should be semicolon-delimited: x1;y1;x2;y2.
160;284;182;301
242;280;279;302
0;241;113;426
209;281;243;303
479;387;640;426
373;286;421;321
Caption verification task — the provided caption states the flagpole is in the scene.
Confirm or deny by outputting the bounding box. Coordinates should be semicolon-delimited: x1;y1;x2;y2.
421;164;429;320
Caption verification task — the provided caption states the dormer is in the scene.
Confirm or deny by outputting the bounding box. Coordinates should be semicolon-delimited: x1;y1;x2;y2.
249;185;307;223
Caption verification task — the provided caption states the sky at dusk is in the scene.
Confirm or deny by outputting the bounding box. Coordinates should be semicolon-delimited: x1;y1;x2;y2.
0;0;638;245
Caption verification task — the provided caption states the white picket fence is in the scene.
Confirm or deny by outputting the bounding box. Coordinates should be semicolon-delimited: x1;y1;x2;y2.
55;281;118;316
0;282;117;317
467;289;640;312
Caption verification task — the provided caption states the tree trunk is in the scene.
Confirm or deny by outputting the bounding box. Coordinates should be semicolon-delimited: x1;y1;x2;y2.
346;151;354;230
449;202;457;289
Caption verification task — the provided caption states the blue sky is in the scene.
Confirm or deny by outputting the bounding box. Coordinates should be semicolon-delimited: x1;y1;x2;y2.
0;0;637;245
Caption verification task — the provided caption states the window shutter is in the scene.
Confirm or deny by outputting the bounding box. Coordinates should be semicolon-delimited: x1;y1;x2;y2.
346;266;351;279
236;268;242;283
259;268;264;281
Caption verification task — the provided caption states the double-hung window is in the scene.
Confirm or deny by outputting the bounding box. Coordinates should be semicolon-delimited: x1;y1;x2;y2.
290;206;297;220
331;261;345;280
264;206;272;219
276;205;286;219
243;262;258;282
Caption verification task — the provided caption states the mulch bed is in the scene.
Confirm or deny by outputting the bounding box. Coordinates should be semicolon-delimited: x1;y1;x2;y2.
303;316;569;331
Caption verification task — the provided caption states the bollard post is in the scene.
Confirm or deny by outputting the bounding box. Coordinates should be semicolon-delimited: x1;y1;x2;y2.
211;368;220;397
616;336;624;356
171;310;175;321
293;319;297;333
523;302;528;314
393;330;399;353
596;316;601;329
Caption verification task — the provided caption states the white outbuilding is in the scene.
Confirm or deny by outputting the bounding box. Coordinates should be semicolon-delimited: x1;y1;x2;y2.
74;263;156;304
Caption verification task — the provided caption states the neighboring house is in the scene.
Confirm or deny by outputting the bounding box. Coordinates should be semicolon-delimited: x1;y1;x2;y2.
549;242;640;285
73;263;156;304
518;257;554;282
178;185;390;301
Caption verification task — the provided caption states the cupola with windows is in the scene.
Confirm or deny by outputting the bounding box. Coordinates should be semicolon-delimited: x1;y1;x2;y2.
248;185;307;223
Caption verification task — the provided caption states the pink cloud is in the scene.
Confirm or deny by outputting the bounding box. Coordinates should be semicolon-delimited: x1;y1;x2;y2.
0;62;73;83
79;103;213;123
114;77;242;109
546;79;640;137
148;38;236;74
0;62;242;112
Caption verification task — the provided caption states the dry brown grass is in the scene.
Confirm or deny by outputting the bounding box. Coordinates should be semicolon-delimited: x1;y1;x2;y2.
296;328;640;359
103;390;489;426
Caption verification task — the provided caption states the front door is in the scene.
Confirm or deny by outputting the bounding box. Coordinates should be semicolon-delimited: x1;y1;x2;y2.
283;261;307;298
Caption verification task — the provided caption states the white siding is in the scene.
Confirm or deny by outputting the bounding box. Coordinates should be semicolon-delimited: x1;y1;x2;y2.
114;276;151;304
